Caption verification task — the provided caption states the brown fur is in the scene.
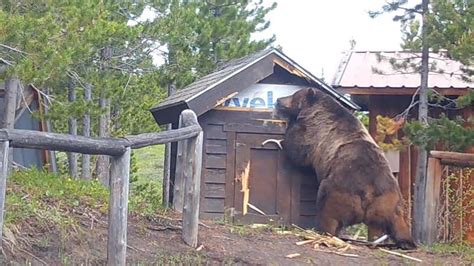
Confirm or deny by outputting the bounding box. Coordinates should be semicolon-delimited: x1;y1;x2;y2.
276;88;416;250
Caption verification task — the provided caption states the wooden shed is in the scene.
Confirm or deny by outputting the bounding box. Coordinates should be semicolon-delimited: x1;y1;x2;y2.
151;48;359;227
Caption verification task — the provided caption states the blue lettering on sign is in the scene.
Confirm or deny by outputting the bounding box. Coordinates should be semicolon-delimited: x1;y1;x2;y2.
223;91;275;108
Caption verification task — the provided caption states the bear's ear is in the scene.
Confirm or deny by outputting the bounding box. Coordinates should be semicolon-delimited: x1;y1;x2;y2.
306;88;317;104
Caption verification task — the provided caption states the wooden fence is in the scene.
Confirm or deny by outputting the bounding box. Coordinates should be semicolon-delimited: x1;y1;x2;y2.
0;109;203;266
421;150;474;244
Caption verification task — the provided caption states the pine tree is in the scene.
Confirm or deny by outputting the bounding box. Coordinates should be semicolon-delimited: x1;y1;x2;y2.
147;0;276;89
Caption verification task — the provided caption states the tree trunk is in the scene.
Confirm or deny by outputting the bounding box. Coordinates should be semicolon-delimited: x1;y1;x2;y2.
413;0;430;244
82;84;92;180
67;86;79;178
96;95;110;186
43;88;58;173
3;77;19;169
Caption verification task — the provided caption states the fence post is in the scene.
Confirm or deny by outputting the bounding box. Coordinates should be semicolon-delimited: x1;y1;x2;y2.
173;115;187;212
0;140;9;248
180;110;203;247
107;147;131;266
422;157;442;244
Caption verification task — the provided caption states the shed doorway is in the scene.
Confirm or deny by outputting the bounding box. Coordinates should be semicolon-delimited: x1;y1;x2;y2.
233;133;292;225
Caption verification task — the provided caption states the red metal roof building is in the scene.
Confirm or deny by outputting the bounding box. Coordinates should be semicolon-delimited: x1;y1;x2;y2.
332;50;473;243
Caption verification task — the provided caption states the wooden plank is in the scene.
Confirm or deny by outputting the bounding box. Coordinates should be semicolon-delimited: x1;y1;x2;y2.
422;157;442;244
0;141;9;248
182;110;203;248
430;151;474;163
277;152;292;224
336;87;469;96
205;139;226;154
205;154;226;169
204;183;226;198
107;147;131;266
200;212;223;220
205;124;227;140
204;169;226;184
224;123;286;134
225;132;236;213
202;198;225;212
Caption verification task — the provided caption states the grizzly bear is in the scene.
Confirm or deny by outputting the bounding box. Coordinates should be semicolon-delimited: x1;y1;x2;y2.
275;88;416;250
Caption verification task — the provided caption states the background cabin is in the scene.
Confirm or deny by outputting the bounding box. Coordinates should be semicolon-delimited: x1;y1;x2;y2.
332;50;473;241
151;48;359;227
0;82;52;169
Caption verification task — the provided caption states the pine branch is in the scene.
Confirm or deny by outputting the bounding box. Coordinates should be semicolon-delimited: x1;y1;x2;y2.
395;86;421;120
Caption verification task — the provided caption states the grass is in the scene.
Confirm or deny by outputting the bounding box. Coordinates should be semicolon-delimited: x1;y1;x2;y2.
5;164;167;230
423;243;474;262
5;169;109;229
133;144;165;181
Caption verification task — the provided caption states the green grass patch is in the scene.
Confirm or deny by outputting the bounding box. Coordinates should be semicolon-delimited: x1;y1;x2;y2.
6;168;109;229
133;145;165;181
423;243;474;262
6;166;167;229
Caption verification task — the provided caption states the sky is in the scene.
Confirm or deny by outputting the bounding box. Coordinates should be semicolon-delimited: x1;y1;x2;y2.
254;0;405;83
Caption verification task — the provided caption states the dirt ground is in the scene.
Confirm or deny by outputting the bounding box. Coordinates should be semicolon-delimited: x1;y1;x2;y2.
1;210;470;265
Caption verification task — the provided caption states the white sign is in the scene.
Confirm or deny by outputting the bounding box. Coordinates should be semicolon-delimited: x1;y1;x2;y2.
222;84;304;109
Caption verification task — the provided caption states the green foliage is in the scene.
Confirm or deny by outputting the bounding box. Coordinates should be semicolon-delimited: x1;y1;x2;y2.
6;168;109;228
1;0;164;136
6;167;165;227
129;180;163;217
134;145;165;181
404;114;474;152
354;111;369;128
148;0;276;89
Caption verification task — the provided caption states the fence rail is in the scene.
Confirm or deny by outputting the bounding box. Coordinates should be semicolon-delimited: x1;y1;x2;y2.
0;109;203;266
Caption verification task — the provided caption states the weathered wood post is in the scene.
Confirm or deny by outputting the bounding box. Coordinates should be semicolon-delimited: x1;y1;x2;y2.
107;147;131;266
3;77;18;169
180;110;203;247
0;139;9;248
173;116;187;212
422;157;442;244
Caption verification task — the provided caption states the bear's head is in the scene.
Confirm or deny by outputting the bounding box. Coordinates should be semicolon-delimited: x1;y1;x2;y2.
275;88;318;120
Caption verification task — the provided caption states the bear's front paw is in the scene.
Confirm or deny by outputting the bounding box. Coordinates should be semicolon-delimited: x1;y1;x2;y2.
261;139;284;149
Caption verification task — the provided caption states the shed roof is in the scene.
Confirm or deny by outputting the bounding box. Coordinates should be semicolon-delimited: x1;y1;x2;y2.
151;48;359;125
332;51;473;90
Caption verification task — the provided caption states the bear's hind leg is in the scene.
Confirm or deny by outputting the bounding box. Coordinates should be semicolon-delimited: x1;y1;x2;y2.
388;210;417;250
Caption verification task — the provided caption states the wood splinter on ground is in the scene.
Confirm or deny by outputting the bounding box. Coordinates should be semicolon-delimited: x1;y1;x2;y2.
378;248;422;263
292;224;359;258
285;253;301;258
